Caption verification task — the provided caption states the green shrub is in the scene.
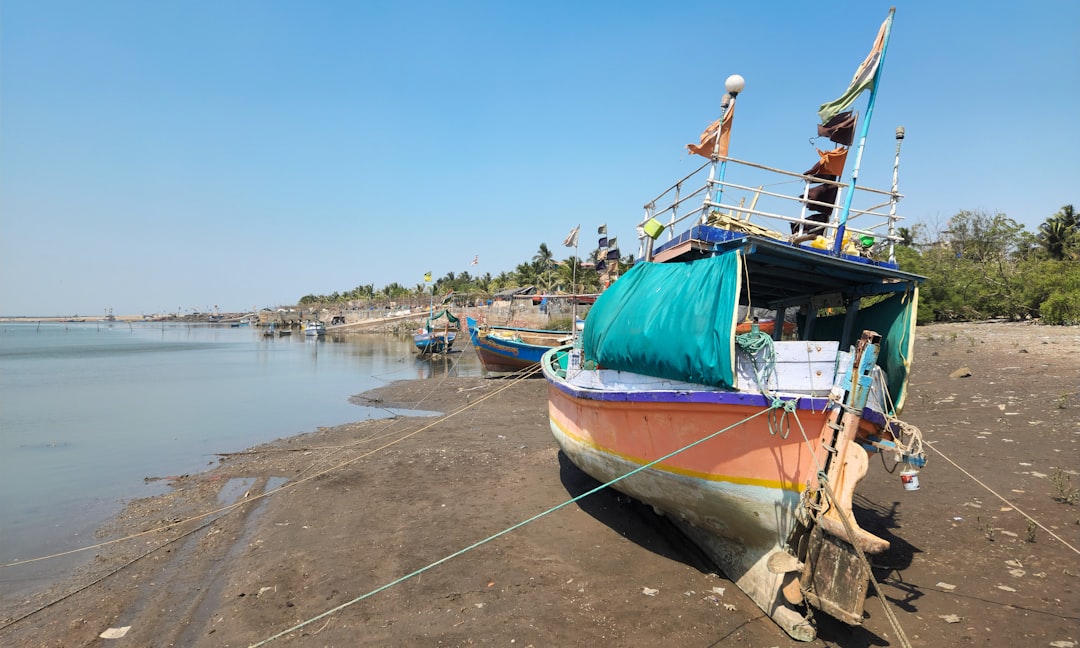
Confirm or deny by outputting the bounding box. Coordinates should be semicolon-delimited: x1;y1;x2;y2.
1040;291;1080;325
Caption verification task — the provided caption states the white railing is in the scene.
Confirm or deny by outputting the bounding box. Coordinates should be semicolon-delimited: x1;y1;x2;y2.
639;156;905;262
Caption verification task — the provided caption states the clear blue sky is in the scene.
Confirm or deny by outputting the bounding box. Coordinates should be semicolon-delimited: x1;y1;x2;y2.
2;1;1077;316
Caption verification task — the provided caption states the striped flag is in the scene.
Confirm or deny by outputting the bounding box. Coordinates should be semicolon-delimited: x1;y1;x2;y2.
818;13;890;123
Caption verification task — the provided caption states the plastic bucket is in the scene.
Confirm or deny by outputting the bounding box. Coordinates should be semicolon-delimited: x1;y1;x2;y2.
900;468;920;491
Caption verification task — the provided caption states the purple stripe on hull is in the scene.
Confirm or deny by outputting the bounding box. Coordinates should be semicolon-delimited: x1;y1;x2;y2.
547;374;831;411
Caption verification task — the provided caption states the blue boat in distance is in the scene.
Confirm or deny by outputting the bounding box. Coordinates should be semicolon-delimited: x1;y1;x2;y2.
414;308;460;355
467;317;572;373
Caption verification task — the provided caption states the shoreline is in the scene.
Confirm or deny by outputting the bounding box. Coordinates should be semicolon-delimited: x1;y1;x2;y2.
2;322;1077;646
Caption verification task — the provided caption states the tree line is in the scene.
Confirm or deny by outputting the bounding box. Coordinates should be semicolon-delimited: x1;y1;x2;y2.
298;243;634;308
894;204;1078;325
299;205;1078;325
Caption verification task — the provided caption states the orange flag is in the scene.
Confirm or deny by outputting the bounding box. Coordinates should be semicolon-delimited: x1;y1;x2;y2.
806;147;849;178
687;102;735;159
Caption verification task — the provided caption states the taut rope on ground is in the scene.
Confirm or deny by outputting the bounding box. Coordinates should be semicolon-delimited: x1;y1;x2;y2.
248;403;783;647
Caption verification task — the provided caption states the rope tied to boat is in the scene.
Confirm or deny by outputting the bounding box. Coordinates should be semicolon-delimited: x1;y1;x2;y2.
247;404;780;647
873;370;926;470
767;395;797;439
735;326;776;388
736;327;797;437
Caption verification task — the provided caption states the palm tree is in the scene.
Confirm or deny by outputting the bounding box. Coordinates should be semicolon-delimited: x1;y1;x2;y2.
896;227;915;247
531;243;556;292
476;272;492;294
533;243;554;267
515;262;537;288
1038;205;1078;260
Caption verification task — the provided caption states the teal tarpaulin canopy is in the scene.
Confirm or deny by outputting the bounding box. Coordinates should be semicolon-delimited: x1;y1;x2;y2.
802;288;918;411
583;252;742;388
426;309;460;330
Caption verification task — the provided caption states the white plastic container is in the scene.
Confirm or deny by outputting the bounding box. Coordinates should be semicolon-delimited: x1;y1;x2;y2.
900;468;920;491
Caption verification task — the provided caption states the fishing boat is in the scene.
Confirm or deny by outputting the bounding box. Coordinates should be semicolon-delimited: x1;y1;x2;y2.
466;317;572;373
413;329;456;354
413;308;459;355
543;11;927;641
304;321;326;336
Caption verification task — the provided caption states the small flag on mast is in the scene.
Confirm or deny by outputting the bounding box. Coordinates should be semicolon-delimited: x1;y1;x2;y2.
805;147;849;178
470;255;479;265
597;224;607;235
687;102;735;159
563;225;580;247
424;271;432;282
818;13;890;123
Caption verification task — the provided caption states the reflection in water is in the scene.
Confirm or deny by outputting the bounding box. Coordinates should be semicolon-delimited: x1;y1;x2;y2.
0;322;483;595
413;349;474;379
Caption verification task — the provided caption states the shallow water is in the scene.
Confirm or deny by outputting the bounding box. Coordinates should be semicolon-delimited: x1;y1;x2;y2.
0;321;479;597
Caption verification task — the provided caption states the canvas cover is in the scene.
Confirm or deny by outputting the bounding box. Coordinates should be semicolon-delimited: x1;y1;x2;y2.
583;252;742;388
805;287;918;411
426;309;460;329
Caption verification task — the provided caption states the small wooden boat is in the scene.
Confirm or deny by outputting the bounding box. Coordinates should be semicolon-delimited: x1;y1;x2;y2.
413;329;457;354
414;308;460;355
544;12;927;640
466;317;572;373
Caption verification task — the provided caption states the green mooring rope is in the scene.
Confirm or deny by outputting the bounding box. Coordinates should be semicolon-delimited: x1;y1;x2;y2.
735;327;776;389
248;402;786;647
735;327;796;437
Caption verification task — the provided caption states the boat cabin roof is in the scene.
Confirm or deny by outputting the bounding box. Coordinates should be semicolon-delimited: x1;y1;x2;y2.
652;225;923;310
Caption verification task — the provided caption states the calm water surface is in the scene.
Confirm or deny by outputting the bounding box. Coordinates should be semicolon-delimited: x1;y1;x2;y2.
0;321;479;599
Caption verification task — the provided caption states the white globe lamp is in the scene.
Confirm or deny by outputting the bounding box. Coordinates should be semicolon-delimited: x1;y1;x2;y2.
724;74;746;95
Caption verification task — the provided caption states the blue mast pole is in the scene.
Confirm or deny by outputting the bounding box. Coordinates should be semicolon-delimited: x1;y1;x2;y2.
711;94;733;215
832;8;895;255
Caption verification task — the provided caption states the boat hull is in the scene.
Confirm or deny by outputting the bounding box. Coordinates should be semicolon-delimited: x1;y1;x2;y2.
544;358;848;641
414;330;457;353
467;321;569;373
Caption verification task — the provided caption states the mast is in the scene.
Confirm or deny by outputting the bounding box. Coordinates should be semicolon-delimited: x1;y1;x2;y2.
571;235;579;326
888;125;905;264
832;8;896;254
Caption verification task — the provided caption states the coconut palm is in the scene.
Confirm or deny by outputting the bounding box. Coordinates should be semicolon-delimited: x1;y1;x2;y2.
532;243;554;267
1038;205;1078;260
